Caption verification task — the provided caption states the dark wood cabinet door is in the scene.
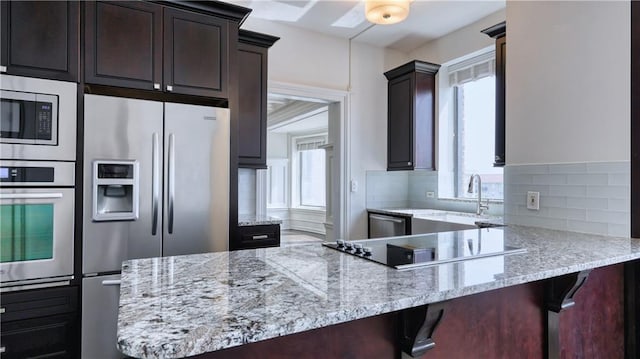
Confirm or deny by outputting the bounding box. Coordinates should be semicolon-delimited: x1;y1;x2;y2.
85;1;162;90
387;74;415;170
238;43;268;167
163;8;229;98
0;286;78;358
385;61;439;171
494;35;506;167
1;313;78;358
0;1;79;81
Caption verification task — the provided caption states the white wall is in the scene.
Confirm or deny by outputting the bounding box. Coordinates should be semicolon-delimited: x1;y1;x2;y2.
506;1;630;165
408;9;505;65
267;132;288;158
241;17;405;239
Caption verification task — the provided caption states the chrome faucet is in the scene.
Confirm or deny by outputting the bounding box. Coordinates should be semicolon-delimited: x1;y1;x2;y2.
467;174;489;215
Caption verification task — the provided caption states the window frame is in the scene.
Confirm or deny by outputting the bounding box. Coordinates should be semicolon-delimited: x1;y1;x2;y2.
290;132;328;211
437;48;504;203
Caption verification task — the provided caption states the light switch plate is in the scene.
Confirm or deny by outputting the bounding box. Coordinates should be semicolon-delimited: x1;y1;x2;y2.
527;191;540;210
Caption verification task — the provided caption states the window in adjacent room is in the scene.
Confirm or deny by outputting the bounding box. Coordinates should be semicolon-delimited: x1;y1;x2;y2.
293;134;326;208
444;51;503;200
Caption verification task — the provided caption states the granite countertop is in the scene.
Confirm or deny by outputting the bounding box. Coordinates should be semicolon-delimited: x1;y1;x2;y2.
117;226;640;358
238;214;283;226
368;208;504;226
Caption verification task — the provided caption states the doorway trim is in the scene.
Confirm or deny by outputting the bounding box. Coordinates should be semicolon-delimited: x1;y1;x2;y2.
267;81;350;240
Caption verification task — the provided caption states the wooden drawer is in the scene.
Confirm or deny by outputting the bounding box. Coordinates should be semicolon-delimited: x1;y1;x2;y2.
0;286;79;358
0;286;78;323
236;224;280;250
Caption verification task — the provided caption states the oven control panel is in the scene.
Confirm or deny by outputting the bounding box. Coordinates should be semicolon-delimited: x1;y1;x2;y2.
0;166;54;183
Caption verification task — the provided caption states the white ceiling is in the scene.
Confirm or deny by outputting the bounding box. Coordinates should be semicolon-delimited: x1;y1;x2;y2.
229;0;505;52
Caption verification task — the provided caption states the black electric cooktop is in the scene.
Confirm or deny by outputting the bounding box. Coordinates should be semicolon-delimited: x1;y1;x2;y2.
323;228;526;270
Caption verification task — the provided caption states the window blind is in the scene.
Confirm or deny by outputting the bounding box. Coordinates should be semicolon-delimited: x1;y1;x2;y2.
296;136;327;151
448;51;496;87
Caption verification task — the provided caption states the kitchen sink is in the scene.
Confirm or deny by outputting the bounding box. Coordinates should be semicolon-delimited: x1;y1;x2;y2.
379;209;504;234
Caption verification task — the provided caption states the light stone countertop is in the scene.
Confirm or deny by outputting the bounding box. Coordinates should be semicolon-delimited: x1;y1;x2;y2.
238;214;283;226
117;226;640;358
368;207;504;226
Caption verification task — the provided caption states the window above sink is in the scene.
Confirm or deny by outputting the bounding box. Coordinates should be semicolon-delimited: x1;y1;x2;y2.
437;49;504;202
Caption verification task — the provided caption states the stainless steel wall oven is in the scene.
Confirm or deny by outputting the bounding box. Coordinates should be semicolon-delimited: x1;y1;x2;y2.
0;161;75;291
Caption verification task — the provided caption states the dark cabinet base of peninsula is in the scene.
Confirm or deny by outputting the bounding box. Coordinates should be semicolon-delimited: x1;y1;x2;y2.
0;286;79;358
234;224;281;250
194;264;625;359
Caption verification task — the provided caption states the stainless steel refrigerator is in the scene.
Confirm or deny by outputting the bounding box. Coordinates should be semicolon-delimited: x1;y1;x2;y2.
81;94;230;358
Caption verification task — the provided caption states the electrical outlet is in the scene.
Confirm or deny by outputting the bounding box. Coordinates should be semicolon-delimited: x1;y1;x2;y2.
527;191;540;210
350;179;358;193
426;191;435;198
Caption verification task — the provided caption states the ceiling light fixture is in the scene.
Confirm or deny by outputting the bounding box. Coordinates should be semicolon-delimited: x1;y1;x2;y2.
365;0;411;25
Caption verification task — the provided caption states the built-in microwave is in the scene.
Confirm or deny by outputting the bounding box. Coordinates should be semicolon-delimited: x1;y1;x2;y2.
0;75;76;161
0;160;75;291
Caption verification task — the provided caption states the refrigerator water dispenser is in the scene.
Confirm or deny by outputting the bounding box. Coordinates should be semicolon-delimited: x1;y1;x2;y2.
92;160;139;221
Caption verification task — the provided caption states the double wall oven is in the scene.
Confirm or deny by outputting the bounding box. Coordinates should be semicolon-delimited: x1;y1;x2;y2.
0;75;77;291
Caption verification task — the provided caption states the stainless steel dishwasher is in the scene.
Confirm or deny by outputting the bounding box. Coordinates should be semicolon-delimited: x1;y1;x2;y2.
368;212;410;238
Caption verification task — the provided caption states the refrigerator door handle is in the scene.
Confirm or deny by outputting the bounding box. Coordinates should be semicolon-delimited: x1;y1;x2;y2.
168;133;175;234
152;132;160;236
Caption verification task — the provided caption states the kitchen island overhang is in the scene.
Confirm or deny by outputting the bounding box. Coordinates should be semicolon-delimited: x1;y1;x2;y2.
116;226;640;358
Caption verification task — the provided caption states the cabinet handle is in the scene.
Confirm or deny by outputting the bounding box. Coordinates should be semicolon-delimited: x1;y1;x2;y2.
252;234;269;240
102;280;121;286
407;162;412;166
166;85;173;92
0;307;5;314
153;83;160;90
0;66;6;73
0;346;5;353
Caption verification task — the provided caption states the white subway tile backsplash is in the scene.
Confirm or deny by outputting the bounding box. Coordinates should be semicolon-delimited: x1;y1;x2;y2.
566;197;608;209
566;174;608;185
548;185;586;198
608;173;630;186
508;214;567;230
507;164;549;175
567;220;608;235
586;161;629;174
540;196;567;208
532;174;567;185
504;161;630;237
586;185;629;199
548;163;587;174
608;198;629;212
547;207;586;221
586;209;629;225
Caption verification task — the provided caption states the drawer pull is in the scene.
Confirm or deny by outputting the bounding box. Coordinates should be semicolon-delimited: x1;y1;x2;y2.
252;234;269;240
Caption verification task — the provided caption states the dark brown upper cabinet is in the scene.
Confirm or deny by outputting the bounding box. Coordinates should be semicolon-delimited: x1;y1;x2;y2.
238;30;279;168
85;1;162;90
0;1;79;82
85;1;243;99
164;8;228;98
482;21;506;167
384;60;440;171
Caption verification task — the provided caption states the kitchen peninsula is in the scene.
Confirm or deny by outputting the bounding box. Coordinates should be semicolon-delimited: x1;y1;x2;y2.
117;226;640;358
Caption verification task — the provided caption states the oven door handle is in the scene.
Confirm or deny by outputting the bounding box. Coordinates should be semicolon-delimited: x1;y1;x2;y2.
0;193;63;200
